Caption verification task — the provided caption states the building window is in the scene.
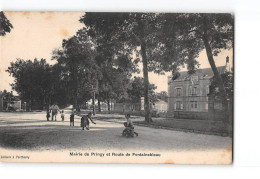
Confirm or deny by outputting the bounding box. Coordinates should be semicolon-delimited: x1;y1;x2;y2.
195;101;197;108
189;86;198;96
176;88;182;96
206;85;209;95
192;87;197;96
191;101;197;109
176;101;183;110
191;76;198;82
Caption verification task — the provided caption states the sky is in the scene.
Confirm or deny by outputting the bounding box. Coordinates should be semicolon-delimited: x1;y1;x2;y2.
0;12;233;94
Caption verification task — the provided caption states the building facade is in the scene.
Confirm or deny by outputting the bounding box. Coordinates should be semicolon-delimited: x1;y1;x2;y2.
168;59;230;114
152;100;168;113
0;91;21;111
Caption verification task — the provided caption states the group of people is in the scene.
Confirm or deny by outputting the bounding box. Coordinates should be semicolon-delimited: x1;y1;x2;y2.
68;109;96;130
46;104;64;122
46;104;97;130
45;104;138;136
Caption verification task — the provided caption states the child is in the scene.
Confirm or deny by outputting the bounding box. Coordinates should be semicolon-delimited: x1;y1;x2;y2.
124;114;138;136
81;112;96;130
61;110;65;122
46;109;50;121
70;110;75;126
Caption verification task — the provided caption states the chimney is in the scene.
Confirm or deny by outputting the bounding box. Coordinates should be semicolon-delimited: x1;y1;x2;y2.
225;56;230;72
226;56;229;63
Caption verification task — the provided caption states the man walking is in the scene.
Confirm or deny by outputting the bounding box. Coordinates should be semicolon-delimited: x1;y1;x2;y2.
50;103;60;121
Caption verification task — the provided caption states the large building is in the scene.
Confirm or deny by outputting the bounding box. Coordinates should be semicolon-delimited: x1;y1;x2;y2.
168;57;230;114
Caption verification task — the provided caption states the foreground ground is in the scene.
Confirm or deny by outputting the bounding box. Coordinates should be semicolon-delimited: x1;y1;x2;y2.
0;111;232;151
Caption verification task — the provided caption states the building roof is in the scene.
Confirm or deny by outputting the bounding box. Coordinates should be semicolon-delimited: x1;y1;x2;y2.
172;66;226;81
155;99;168;104
1;93;20;101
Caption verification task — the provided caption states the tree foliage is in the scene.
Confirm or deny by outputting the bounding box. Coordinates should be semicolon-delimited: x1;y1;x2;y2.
80;13;169;122
79;13;234;120
155;91;168;102
52;30;101;110
209;71;233;101
0;12;13;36
126;77;157;104
6;58;60;109
172;13;234;101
6;13;233;115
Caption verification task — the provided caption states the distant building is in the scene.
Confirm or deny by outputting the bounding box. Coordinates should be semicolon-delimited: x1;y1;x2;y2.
152;100;168;113
0;91;21;111
168;57;230;114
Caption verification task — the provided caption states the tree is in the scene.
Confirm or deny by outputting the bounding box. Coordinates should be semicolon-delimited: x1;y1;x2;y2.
95;53;138;112
6;58;56;110
75;24;139;113
209;70;233;124
0;12;13;36
155;91;168;102
168;14;234;108
49;64;72;108
79;13;233;121
1;90;16;111
209;71;233;103
80;13;168;122
127;77;158;105
52;31;101;111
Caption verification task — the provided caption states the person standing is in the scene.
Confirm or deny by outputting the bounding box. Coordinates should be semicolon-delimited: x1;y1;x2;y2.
70;109;75;126
46;109;50;121
50;103;60;121
61;110;65;122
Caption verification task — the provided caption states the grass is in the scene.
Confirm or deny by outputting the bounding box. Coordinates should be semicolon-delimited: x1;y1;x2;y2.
134;118;232;136
76;111;232;136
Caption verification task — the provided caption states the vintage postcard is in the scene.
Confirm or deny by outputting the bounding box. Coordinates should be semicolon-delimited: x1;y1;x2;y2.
0;12;233;164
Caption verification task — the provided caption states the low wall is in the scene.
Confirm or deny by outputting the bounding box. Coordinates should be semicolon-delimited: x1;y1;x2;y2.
172;111;227;121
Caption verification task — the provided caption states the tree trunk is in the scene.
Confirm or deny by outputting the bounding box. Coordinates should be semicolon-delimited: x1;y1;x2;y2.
73;97;78;112
141;41;152;122
202;34;228;121
98;99;101;112
107;100;110;113
43;95;46;110
92;91;96;116
73;88;79;111
72;69;80;112
29;99;32;111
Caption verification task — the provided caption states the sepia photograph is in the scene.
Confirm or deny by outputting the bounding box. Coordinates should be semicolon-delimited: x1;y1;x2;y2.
0;11;233;164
